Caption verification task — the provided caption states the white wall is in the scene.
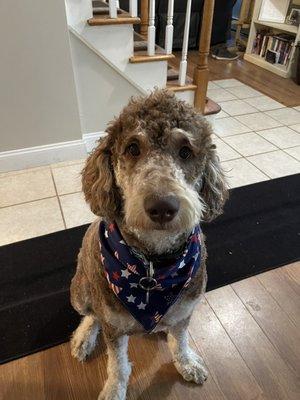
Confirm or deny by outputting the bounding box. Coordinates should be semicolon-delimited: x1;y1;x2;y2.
0;1;82;152
69;32;143;134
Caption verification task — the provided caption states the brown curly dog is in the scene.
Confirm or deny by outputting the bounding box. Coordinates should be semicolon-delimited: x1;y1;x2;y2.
70;90;228;400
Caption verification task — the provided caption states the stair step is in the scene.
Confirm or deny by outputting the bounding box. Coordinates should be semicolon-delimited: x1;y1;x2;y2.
93;7;123;15
167;81;197;92
133;31;171;53
133;41;169;53
88;14;141;26
132;32;175;63
92;0;124;15
134;41;148;52
167;68;179;81
130;53;175;63
133;32;150;52
167;68;195;85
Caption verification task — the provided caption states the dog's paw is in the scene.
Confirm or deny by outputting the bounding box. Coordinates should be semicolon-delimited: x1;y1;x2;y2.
175;352;208;385
98;381;127;400
71;333;96;362
71;316;100;362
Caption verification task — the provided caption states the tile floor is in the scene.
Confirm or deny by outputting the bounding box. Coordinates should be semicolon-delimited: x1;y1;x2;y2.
1;78;300;246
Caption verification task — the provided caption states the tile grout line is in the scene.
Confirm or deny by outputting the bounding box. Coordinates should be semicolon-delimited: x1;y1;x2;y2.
281;148;300;163
211;106;300;178
216;128;300;168
0;190;83;210
219;129;300;155
214;137;281;163
50;160;85;171
0;165;50;180
0;195;58;210
0;159;85;180
50;169;67;230
214;123;300;157
215;135;274;180
254;131;300;153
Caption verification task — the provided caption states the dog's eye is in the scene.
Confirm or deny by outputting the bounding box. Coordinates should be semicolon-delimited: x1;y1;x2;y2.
126;143;140;157
179;146;192;160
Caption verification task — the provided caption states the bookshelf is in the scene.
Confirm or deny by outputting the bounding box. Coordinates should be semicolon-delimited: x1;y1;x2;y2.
244;0;300;78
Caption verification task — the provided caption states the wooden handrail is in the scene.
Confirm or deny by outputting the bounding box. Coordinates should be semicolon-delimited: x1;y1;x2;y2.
140;0;149;38
193;0;215;113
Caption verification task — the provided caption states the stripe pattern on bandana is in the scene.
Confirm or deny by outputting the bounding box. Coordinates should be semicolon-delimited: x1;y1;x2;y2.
99;221;202;332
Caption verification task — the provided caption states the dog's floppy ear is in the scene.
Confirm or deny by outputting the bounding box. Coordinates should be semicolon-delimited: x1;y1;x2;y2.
199;145;228;222
82;134;121;220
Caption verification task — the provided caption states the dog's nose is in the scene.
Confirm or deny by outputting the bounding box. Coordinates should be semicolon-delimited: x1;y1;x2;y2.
144;195;180;224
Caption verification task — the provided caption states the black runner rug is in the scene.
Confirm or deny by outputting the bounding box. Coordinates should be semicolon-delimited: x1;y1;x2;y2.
0;173;299;364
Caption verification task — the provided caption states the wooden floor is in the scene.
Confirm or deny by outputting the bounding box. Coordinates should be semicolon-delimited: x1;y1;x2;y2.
171;52;300;107
1;262;299;400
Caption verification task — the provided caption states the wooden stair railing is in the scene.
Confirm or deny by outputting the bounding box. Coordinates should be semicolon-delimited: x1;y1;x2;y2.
89;0;220;112
193;0;220;115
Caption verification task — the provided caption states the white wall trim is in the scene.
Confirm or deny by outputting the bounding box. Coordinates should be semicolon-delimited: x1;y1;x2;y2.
83;131;107;153
0;132;108;173
0;140;87;173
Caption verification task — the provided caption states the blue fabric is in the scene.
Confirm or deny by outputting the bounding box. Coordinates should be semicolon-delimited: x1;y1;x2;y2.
99;221;202;332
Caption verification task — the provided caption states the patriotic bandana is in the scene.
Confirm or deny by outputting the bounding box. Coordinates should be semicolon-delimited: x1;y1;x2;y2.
99;221;202;332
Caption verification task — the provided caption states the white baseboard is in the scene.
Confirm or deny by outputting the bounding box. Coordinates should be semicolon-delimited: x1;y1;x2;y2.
0;139;87;173
0;132;107;173
83;131;107;153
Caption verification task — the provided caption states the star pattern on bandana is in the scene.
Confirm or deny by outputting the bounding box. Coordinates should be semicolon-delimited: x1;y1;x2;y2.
126;294;136;303
137;301;146;310
99;221;201;332
121;269;131;279
112;271;121;281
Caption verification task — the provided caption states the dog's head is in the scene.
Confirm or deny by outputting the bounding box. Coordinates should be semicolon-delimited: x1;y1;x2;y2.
82;90;228;237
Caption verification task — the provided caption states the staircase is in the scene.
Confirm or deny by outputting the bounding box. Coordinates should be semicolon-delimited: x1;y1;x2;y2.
64;0;216;145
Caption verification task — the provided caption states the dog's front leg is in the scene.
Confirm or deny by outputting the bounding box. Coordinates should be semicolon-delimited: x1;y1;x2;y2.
167;320;208;384
99;334;131;400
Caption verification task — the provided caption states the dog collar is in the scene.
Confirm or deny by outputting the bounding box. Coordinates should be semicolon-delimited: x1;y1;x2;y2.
99;221;202;332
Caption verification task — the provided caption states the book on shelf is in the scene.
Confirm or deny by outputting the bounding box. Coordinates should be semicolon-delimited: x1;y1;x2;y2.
251;29;295;67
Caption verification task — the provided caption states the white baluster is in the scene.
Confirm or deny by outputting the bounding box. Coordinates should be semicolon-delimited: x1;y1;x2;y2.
109;0;117;18
130;0;138;17
148;0;156;56
165;0;174;54
179;0;192;86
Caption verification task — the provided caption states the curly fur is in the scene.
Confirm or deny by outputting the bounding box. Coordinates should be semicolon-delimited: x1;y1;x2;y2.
82;90;228;228
71;90;228;399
